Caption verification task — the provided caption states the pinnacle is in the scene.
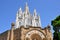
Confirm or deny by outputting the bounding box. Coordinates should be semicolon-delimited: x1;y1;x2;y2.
34;9;37;16
19;8;22;11
34;9;36;13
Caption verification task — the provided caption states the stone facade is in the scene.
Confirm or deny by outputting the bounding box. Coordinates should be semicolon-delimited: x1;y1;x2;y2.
0;31;8;40
0;25;53;40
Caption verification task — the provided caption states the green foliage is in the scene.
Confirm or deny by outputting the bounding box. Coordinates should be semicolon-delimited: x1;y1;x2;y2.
51;15;60;40
51;15;60;27
53;32;59;40
58;32;60;40
55;15;60;21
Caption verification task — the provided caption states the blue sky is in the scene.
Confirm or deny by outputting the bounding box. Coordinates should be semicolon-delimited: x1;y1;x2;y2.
0;0;60;33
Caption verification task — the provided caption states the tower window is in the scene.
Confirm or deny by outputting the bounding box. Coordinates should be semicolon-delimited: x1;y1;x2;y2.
31;20;32;24
35;19;38;21
18;17;22;19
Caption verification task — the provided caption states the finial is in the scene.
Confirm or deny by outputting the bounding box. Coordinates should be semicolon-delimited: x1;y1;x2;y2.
47;24;51;30
25;2;28;9
19;8;22;11
11;22;15;28
34;9;36;13
18;7;22;14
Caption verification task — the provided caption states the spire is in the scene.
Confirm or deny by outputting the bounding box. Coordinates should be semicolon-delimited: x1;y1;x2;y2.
34;9;37;16
25;2;29;13
19;8;22;11
26;2;28;7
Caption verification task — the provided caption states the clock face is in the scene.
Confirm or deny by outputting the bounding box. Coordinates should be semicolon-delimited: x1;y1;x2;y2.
25;30;45;40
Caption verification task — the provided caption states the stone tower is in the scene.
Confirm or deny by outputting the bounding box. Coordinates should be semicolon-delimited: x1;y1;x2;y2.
16;3;41;28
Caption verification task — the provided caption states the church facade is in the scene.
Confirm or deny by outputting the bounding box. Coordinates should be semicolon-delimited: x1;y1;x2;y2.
0;3;53;40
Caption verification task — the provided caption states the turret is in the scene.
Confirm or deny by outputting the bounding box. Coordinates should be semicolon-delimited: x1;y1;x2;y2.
16;7;24;28
10;22;15;40
32;9;41;27
18;8;22;15
11;22;15;29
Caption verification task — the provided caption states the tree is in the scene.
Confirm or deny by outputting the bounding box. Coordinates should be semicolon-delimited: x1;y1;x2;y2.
51;15;60;32
51;15;60;40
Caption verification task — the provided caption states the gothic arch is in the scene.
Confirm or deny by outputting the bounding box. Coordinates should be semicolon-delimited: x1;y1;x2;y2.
25;30;47;40
25;29;46;37
30;34;42;40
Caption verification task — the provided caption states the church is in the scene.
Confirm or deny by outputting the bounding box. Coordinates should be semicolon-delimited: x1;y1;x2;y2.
0;3;53;40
